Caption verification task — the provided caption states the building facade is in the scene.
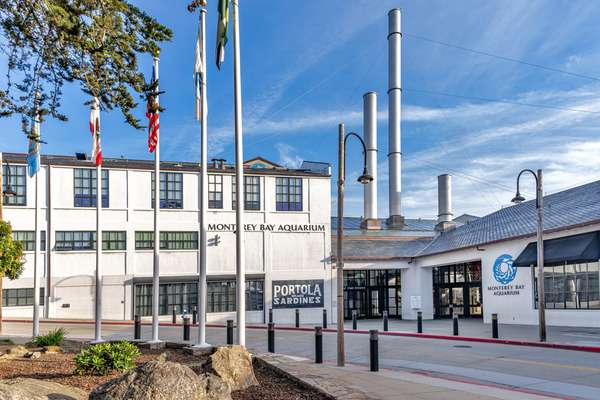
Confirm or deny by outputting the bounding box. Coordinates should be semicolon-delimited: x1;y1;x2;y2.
2;154;332;324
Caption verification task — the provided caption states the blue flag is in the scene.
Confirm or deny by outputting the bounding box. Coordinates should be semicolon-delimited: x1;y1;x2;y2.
27;121;40;177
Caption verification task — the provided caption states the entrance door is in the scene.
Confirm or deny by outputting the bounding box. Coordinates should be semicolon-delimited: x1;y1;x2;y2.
469;286;482;316
433;262;483;318
344;289;366;319
368;288;385;318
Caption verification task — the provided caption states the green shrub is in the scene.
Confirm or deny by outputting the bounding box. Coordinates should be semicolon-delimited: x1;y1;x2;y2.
32;327;67;347
74;341;140;376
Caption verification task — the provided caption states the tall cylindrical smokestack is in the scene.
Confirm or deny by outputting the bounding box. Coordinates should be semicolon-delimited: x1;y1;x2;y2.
363;92;377;221
387;8;404;227
437;174;452;223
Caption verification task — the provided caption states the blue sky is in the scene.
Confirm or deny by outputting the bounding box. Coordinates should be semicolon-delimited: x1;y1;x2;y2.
2;0;600;220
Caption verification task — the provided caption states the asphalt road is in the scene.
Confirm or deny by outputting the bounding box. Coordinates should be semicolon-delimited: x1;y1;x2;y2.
3;320;600;400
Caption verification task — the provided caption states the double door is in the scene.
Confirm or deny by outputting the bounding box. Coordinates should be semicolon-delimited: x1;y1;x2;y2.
434;285;482;318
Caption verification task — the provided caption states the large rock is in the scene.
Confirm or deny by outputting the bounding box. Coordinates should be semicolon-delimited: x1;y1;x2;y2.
89;361;231;400
0;377;87;400
202;345;258;391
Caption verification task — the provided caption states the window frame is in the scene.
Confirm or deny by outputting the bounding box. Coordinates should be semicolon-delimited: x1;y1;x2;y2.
11;231;46;252
232;175;260;210
73;168;109;208
152;172;183;209
208;174;223;209
2;164;26;206
276;177;303;211
2;288;45;307
535;261;600;310
55;231;125;251
135;231;198;250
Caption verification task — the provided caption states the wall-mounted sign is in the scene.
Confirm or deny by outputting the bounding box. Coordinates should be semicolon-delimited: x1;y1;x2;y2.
208;223;326;233
488;254;524;296
272;280;324;308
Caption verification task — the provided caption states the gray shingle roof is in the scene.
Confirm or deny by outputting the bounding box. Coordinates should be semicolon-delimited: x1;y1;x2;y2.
332;238;433;260
418;179;600;257
331;217;438;231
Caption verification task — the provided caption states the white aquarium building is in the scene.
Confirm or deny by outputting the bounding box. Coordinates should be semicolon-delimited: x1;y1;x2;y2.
2;153;332;325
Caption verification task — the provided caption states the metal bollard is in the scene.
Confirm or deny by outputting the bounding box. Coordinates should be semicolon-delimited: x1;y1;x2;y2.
268;322;275;353
417;311;423;333
269;308;273;324
134;314;141;340
370;330;379;372
315;326;323;363
295;308;300;328
492;313;499;338
383;310;388;332
352;310;357;330
192;306;197;325
183;317;190;341
323;309;327;329
172;306;177;324
453;312;459;336
227;320;234;345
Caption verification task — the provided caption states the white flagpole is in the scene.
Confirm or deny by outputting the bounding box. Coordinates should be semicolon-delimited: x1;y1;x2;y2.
196;7;209;348
92;159;103;343
149;56;162;344
232;0;245;347
32;97;40;337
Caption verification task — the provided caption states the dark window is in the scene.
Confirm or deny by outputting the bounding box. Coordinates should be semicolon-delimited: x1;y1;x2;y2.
135;231;198;250
2;164;26;206
207;280;264;312
152;172;183;209
2;288;44;307
74;168;108;207
208;175;223;209
11;231;46;251
55;231;125;251
232;176;260;210
276;177;302;211
536;261;600;309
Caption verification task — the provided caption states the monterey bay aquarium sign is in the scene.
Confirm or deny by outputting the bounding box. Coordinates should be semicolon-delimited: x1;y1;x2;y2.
272;280;324;308
208;223;326;232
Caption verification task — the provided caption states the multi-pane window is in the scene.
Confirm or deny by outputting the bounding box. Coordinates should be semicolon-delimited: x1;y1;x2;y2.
55;231;125;251
208;175;223;209
276;177;302;211
2;164;26;206
74;168;108;207
207;280;264;312
152;172;183;209
135;231;198;250
11;231;46;251
535;261;600;309
135;283;197;316
2;288;44;307
232;176;260;210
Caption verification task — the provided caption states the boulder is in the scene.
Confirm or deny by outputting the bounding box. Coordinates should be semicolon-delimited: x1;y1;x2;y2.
0;377;87;400
43;345;63;354
24;351;41;359
6;346;28;356
154;351;172;362
89;361;231;400
202;345;258;391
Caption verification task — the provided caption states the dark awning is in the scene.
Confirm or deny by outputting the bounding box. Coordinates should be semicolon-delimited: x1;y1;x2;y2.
513;231;599;267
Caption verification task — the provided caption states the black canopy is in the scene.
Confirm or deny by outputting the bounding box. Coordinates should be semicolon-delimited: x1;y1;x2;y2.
513;231;599;267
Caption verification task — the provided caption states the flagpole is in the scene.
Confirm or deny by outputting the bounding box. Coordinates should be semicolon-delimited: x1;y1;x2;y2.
32;95;41;337
149;56;162;344
195;7;209;348
92;158;103;343
232;0;245;347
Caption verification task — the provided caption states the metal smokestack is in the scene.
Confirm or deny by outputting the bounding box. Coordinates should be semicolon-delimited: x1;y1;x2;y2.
386;8;404;227
361;92;381;230
436;174;455;231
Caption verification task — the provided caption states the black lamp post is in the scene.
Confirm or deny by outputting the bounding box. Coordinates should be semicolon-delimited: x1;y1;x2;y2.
336;123;373;367
3;158;17;198
511;169;545;342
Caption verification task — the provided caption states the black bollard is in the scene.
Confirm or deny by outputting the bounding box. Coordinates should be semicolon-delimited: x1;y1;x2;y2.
323;309;327;329
492;313;499;338
453;312;459;336
295;308;300;328
370;330;379;372
315;326;323;363
383;310;389;332
417;311;423;333
192;306;197;325
268;322;275;353
134;314;141;340
269;308;273;324
352;310;357;330
227;319;234;345
172;306;177;324
183;317;190;341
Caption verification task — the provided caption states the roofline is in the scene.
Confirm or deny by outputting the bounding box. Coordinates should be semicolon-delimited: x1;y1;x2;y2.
415;218;600;258
332;256;413;262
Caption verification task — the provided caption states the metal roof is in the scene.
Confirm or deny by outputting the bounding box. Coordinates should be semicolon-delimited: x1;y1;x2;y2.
331;217;438;232
332;238;433;260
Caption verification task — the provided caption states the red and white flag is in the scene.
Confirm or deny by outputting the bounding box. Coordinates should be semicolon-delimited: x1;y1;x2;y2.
89;97;101;166
147;60;159;153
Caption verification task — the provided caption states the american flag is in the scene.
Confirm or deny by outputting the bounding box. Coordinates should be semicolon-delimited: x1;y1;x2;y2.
90;97;101;166
147;61;159;153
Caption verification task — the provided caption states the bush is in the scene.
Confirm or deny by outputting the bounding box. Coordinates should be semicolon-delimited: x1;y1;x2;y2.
32;327;67;347
74;341;140;376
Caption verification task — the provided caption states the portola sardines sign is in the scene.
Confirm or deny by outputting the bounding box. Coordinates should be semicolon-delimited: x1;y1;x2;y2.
272;280;324;308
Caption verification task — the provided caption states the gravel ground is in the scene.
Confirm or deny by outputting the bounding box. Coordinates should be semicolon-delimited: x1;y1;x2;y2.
0;343;328;400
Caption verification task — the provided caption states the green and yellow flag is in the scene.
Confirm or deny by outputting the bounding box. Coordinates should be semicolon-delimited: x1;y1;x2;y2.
215;0;229;69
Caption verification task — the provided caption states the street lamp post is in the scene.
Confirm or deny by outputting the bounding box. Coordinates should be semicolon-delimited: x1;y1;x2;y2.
337;124;373;367
511;168;545;342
